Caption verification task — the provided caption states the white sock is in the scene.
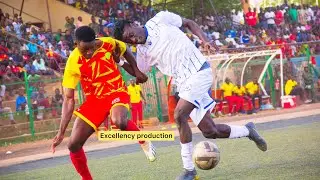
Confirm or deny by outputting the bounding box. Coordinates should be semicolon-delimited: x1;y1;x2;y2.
180;142;195;171
229;125;249;139
9;112;14;121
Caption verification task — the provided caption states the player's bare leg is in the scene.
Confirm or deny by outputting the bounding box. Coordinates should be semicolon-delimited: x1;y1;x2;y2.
198;112;267;151
111;105;156;162
174;99;199;180
175;99;267;180
68;117;95;180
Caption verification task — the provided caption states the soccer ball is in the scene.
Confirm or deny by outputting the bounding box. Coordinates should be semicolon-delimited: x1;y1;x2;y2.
192;141;220;170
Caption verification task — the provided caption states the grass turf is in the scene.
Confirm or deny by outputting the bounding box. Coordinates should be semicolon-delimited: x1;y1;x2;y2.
2;122;320;180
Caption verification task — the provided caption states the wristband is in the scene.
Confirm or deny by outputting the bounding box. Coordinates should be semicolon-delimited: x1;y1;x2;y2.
117;59;125;66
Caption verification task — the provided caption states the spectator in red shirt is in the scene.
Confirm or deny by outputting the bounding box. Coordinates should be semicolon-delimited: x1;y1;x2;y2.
276;37;286;58
275;6;284;26
266;36;276;46
22;51;30;63
7;60;20;74
0;41;8;62
245;7;257;27
0;63;7;76
289;29;297;41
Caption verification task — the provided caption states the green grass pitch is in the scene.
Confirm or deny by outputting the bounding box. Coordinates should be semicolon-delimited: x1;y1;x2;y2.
2;122;320;180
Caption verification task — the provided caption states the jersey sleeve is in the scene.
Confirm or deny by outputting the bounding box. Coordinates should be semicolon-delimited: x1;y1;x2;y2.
293;80;297;87
245;82;251;89
136;46;151;73
99;37;127;56
137;85;142;92
158;11;183;27
127;86;132;95
221;83;226;91
62;50;81;89
232;86;237;92
114;39;127;56
241;87;246;93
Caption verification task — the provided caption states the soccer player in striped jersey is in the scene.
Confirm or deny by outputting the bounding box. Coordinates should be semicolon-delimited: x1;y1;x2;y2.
51;26;156;180
113;11;268;180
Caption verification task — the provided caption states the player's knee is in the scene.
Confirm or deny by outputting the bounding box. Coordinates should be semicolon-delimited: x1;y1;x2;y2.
112;113;128;130
116;120;127;130
68;140;82;153
202;128;219;139
174;108;188;125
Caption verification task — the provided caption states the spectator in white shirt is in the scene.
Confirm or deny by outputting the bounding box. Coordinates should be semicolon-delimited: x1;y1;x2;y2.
265;7;276;29
76;16;84;28
33;56;47;74
298;6;307;25
0;77;16;125
225;35;239;47
212;35;224;46
67;0;76;6
237;11;245;25
306;5;314;22
20;42;29;52
54;44;67;59
211;31;220;39
231;10;240;26
62;45;72;58
40;38;53;50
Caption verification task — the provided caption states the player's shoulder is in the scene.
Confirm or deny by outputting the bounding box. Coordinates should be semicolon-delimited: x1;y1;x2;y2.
97;37;116;44
98;37;127;52
67;48;81;62
147;10;180;24
98;37;126;46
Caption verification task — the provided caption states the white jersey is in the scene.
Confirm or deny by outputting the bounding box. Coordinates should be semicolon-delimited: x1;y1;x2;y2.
136;11;207;86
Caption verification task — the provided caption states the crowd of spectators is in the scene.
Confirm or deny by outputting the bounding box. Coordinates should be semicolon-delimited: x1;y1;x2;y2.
0;1;319;124
61;0;156;25
61;1;320;57
0;11;69;79
192;4;320;57
0;9;70;123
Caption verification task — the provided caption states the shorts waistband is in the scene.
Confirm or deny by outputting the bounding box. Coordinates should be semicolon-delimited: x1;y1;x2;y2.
199;62;210;71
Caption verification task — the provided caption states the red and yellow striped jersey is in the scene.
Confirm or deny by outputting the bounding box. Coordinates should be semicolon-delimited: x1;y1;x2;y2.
62;37;127;98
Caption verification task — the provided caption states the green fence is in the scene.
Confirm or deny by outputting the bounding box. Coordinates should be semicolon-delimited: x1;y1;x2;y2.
0;72;82;144
120;67;168;122
0;68;168;144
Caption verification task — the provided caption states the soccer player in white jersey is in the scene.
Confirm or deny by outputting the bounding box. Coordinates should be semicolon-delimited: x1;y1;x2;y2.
113;11;267;180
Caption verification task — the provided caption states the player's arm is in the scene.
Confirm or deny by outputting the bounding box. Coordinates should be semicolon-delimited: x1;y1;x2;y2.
182;18;210;44
120;61;136;77
140;91;146;101
122;45;140;74
52;50;79;153
51;87;75;153
113;41;148;83
112;42;136;77
139;86;146;101
123;45;148;83
59;88;75;134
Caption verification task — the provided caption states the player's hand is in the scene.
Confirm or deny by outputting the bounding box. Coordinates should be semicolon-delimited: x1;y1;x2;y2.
203;42;218;53
51;131;64;154
113;41;121;63
135;71;148;84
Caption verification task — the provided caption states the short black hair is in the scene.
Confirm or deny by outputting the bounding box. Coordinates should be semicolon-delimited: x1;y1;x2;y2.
75;26;96;42
113;20;132;40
